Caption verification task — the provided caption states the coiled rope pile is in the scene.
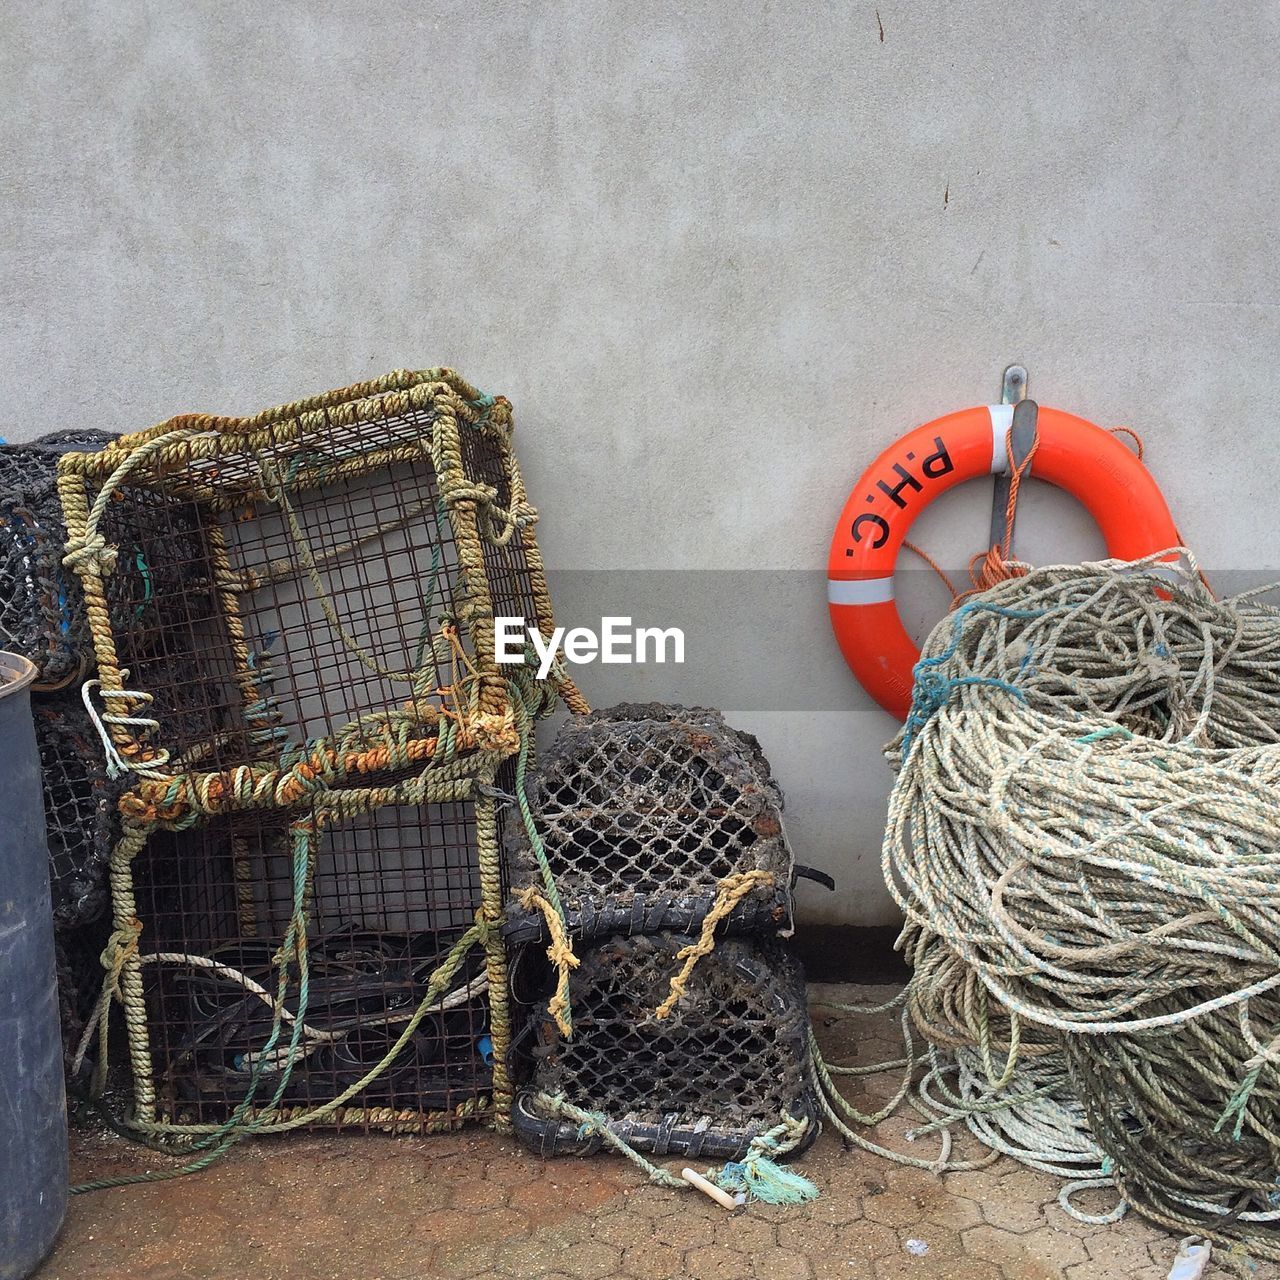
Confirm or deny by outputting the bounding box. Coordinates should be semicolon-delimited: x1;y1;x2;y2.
883;551;1280;1257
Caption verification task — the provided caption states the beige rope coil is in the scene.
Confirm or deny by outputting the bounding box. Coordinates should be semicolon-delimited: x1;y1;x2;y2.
880;550;1280;1255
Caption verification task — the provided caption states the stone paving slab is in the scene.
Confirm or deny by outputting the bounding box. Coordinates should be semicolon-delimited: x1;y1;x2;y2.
39;984;1276;1280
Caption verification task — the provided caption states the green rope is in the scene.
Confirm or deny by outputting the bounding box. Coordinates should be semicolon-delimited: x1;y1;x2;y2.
540;1095;685;1189
131;547;152;619
72;819;318;1191
506;673;569;926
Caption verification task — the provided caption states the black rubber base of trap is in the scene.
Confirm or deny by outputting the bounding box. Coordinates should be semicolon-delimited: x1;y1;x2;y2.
511;1088;821;1162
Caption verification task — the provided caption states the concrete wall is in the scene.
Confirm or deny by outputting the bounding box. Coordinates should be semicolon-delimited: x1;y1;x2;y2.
5;1;1278;927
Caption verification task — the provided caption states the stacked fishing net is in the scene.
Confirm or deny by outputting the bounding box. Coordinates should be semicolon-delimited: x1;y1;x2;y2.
0;430;116;689
1;431;123;916
885;552;1280;1255
0;431;123;1075
506;704;820;1186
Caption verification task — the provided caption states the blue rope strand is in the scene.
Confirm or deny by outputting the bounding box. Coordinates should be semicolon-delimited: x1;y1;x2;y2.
901;601;1047;758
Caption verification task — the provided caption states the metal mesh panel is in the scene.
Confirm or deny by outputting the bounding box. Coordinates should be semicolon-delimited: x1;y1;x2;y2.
504;705;794;942
95;486;233;759
33;693;119;929
512;932;817;1159
0;430;116;688
130;777;513;1129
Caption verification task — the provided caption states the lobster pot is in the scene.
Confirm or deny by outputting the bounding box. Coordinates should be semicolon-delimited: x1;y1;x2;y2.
0;431;117;690
33;691;121;1079
504;705;794;945
55;371;552;783
33;693;119;930
115;770;517;1133
512;932;818;1160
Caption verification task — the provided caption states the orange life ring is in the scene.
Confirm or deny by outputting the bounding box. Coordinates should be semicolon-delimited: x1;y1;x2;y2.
827;405;1180;719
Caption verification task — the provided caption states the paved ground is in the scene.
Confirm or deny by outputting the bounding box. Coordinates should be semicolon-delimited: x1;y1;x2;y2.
38;986;1264;1280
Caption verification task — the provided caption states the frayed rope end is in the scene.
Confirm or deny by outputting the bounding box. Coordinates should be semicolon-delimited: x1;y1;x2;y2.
714;1156;820;1207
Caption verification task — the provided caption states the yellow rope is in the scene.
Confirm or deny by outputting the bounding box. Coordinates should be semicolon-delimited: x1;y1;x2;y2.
73;916;143;1095
516;886;580;1037
555;672;591;716
654;870;775;1020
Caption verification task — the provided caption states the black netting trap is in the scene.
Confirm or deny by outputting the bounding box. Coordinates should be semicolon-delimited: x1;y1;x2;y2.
504;704;794;943
56;919;111;1082
511;931;818;1161
33;692;119;929
0;430;117;689
126;786;510;1131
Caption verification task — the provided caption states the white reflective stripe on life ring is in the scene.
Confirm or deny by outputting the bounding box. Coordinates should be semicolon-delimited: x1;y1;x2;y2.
987;404;1014;474
827;577;895;606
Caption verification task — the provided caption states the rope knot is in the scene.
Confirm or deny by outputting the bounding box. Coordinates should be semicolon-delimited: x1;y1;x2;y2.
710;1115;819;1205
516;886;580;1038
63;531;118;573
472;908;499;948
469;709;518;753
100;917;143;998
654;870;774;1019
482;497;538;545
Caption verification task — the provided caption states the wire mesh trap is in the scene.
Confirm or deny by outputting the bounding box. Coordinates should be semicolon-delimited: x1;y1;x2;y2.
503;704;795;945
51;370;574;1141
55;369;553;799
0;429;118;690
56;921;111;1083
511;931;818;1161
112;772;516;1133
34;692;119;929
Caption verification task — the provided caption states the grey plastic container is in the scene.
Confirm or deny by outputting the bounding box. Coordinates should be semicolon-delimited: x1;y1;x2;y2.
0;652;68;1278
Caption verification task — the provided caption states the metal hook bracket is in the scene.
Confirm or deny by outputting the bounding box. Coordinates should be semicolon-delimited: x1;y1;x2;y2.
990;365;1037;554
